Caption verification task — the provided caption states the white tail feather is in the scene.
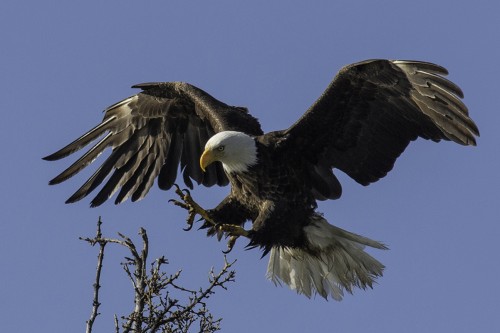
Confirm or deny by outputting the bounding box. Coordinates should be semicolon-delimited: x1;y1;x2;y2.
266;215;387;300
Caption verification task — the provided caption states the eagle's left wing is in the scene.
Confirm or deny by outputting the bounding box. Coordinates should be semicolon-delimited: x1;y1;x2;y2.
283;59;479;186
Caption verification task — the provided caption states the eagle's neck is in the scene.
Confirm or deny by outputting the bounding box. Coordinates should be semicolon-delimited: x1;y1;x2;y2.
222;146;258;174
220;132;258;174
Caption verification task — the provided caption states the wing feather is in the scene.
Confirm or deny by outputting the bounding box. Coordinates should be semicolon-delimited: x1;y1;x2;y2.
42;116;117;161
91;128;160;206
116;143;162;204
157;132;183;190
48;132;114;185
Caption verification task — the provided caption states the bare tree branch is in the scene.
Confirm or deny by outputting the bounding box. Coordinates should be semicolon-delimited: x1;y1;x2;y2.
81;217;236;333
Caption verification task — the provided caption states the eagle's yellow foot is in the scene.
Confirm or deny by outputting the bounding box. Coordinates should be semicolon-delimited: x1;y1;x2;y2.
215;224;250;254
169;184;214;231
216;224;249;238
169;184;250;253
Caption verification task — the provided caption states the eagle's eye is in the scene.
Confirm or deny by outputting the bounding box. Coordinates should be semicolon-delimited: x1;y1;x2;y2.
217;146;225;152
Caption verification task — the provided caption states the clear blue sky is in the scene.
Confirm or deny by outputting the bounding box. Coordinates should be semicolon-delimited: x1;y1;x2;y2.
2;1;498;332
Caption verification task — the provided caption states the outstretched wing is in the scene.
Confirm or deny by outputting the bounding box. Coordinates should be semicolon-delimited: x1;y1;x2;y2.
44;82;263;206
284;59;479;186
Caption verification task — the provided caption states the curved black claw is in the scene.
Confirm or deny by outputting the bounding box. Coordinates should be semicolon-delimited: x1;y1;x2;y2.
222;236;239;254
183;222;194;232
172;183;182;194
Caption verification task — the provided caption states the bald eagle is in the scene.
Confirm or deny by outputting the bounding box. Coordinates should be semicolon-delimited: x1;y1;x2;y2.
44;59;478;300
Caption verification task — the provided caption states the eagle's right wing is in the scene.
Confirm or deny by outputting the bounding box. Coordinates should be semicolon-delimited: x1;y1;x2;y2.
43;82;263;207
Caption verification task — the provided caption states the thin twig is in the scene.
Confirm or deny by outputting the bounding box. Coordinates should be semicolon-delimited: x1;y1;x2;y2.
82;217;105;333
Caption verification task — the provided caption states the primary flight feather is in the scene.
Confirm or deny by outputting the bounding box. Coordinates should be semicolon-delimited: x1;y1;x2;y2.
44;59;479;300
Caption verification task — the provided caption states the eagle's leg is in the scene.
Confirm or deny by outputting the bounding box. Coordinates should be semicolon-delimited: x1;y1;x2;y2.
169;184;250;253
204;221;250;253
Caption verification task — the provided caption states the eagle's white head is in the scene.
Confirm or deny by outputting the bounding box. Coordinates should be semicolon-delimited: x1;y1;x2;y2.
200;131;258;174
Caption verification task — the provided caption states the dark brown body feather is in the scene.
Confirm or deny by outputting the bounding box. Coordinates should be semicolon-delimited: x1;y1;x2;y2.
210;135;322;253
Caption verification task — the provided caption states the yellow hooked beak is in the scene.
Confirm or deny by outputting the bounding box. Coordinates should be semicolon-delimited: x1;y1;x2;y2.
200;149;216;172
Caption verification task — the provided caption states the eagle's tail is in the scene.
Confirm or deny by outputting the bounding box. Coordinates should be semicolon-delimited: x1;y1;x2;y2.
266;214;387;301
